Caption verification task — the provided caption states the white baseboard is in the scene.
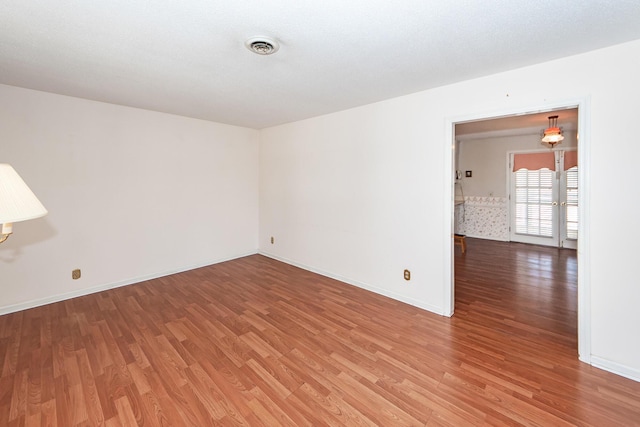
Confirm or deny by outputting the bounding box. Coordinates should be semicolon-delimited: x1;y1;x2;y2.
258;251;445;316
463;233;509;242
591;356;640;383
0;251;257;316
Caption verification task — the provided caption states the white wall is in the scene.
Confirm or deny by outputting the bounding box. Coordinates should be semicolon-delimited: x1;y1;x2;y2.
259;99;442;312
1;84;259;313
259;39;640;380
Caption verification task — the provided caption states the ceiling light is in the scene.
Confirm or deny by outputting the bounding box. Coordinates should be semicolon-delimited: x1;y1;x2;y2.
245;37;280;55
541;115;564;148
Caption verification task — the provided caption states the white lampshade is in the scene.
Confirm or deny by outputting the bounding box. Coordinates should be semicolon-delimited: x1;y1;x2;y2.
0;164;48;234
541;128;565;144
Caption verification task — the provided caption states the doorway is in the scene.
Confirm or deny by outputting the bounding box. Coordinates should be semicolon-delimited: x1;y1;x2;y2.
445;100;590;363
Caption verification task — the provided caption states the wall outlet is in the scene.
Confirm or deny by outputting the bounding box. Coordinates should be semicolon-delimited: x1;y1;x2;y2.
72;269;81;280
404;269;411;281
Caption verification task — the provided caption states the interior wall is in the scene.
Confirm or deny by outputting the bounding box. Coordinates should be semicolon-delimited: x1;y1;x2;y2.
1;84;259;313
259;99;441;312
259;39;640;380
457;131;578;198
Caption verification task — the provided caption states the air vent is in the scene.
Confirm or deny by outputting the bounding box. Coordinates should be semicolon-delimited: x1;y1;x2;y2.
245;37;280;55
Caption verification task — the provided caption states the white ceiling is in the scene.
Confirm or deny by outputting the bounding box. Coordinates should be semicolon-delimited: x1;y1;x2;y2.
2;1;640;129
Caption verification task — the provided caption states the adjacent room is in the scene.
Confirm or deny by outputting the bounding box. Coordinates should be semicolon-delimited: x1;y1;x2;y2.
453;110;580;346
2;1;640;425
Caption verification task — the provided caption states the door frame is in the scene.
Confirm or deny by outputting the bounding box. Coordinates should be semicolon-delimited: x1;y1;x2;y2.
443;97;591;364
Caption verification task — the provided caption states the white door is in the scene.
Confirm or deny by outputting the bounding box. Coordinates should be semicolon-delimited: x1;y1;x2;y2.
510;150;578;248
560;161;578;249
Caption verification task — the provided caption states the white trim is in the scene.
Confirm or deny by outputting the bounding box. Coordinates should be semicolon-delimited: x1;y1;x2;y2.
463;196;507;208
591;357;640;383
0;251;258;316
462;233;509;242
446;97;592;363
443;119;455;316
457;125;545;141
260;251;445;315
506;150;511;241
576;97;592;363
457;123;579;142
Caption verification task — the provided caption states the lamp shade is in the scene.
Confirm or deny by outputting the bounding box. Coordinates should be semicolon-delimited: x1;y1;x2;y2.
0;164;48;225
541;127;564;144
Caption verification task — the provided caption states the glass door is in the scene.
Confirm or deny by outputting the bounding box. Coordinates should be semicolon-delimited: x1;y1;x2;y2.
510;150;577;248
559;155;578;249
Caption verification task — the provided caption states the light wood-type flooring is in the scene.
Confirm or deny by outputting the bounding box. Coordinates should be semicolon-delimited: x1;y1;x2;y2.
1;238;640;426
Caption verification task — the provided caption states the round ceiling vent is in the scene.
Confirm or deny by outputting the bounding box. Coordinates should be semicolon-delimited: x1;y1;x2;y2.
245;37;280;55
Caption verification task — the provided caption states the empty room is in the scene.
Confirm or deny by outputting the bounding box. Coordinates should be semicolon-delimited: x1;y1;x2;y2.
2;1;640;426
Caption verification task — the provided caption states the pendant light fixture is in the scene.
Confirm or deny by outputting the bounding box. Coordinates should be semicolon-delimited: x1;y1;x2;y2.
541;115;564;148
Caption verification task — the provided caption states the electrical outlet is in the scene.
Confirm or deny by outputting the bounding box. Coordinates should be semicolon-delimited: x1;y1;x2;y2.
404;269;411;281
270;236;274;244
72;269;81;280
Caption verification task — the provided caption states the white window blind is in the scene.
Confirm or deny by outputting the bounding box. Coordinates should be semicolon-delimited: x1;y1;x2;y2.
565;166;578;240
515;168;554;237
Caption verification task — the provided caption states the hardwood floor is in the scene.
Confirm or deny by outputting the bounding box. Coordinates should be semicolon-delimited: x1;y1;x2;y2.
1;239;639;426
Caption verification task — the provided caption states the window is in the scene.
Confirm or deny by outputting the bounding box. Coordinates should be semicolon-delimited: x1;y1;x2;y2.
565;166;578;240
511;150;577;248
514;168;554;237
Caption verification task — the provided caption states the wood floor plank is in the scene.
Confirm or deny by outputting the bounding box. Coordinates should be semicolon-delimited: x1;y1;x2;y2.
40;398;56;427
1;239;640;425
